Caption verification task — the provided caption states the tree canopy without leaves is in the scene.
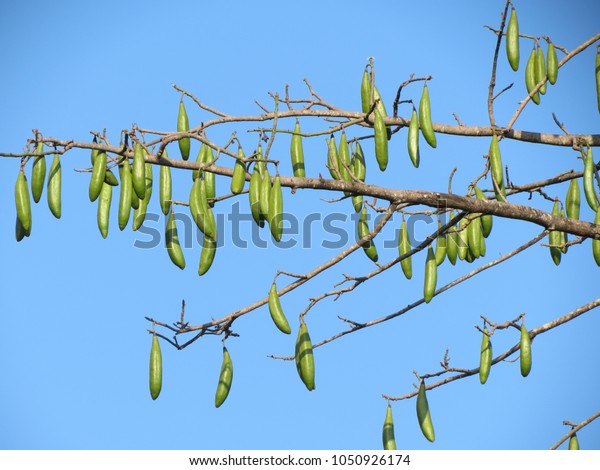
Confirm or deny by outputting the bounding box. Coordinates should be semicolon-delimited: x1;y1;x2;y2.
2;0;599;450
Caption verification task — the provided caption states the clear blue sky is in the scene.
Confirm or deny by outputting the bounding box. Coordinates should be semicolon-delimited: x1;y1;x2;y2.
0;0;599;450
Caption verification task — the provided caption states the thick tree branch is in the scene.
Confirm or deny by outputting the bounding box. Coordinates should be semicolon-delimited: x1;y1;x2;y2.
135;153;600;239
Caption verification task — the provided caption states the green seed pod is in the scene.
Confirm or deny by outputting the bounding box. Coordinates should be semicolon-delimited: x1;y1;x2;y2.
596;48;600;113
97;182;112;239
568;432;580;450
132;143;146;200
446;215;458;266
130;185;140;211
192;144;204;182
89;150;107;202
535;45;547;95
290;120;306;177
165;208;186;270
372;85;392;140
423;245;437;303
547;42;558;85
558;208;567;254
373;108;388;171
15;214;31;241
520;324;532;377
338;131;352;195
434;221;447;266
382;404;397;450
215;347;234;408
358;206;378;263
565;178;580;220
360;69;371;114
583;148;599;211
47;153;62;219
419;82;436;148
177;100;190;160
268;175;283;242
479;327;492;385
489;135;506;201
457;217;469;261
159;150;172;216
295;321;315;391
198;234;217;276
593;207;600;266
350;142;366;212
149;333;162;400
132;163;153;231
407;107;420;168
353;142;367;182
535;46;546;95
268;282;291;334
15;169;32;233
255;143;265;176
549;201;562;266
398;219;412;280
204;145;216;203
90;136;99;166
506;7;520;71
360;66;388;129
416;381;435;443
525;48;541;105
31;141;46;203
467;215;484;259
104;169;119;186
199;179;217;240
231;146;247;194
118;159;133;230
259;167;271;221
249;165;263;228
327;135;341;180
189;177;216;241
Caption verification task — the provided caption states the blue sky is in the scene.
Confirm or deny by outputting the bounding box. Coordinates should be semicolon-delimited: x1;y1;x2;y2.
0;0;599;450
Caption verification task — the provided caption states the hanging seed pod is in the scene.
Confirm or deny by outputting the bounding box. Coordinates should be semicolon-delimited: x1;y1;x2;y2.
407;107;420;168
290;120;306;177
177;99;190;160
398;219;412;279
268;282;291;334
423;245;437;303
479;327;492;384
15;169;32;233
231;146;247;194
149;333;162;400
214;347;234;408
47;153;62;219
419;82;436;148
547;42;558;85
165;208;186;270
506;7;520;71
416;381;435;442
382;404;397;450
31;141;46;203
295;321;315;391
520;324;532;377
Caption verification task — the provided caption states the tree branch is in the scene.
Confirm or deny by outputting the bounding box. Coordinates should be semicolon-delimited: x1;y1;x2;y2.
549;411;600;450
272;230;546;361
383;297;600;401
